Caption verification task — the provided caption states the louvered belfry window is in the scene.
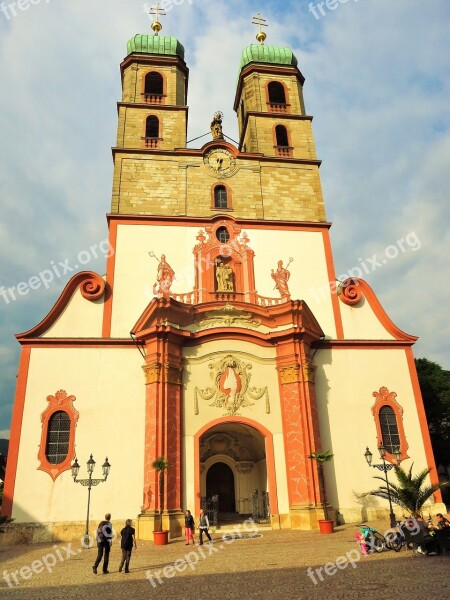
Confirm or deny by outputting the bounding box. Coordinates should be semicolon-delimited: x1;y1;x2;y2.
45;411;71;464
379;406;400;453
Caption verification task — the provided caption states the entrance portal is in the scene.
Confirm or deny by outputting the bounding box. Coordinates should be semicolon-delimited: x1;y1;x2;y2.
206;462;236;512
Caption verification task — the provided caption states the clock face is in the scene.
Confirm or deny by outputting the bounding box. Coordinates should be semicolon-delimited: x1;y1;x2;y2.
204;148;238;178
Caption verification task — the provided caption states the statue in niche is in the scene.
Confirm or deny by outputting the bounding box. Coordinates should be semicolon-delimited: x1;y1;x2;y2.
271;259;292;299
210;111;224;140
152;253;175;297
216;261;234;292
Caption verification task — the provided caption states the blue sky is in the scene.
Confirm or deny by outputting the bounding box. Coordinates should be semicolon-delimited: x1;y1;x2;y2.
0;0;449;438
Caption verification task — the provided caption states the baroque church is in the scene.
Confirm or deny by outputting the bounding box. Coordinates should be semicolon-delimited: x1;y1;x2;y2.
2;15;443;540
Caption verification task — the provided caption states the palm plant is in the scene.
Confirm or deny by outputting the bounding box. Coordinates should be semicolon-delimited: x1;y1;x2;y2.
152;457;169;531
309;450;334;520
366;464;449;518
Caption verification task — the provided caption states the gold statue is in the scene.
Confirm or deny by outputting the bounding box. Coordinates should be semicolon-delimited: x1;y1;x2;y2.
216;261;234;292
211;112;224;140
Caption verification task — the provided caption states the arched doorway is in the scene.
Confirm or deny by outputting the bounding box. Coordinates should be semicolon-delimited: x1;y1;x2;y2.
206;462;236;513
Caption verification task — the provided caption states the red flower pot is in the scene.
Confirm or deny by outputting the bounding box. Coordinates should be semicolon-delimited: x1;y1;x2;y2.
153;530;169;545
318;519;334;534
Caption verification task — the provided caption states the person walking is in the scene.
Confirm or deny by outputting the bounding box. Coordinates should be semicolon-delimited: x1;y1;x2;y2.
184;509;195;545
92;513;113;574
119;519;137;573
198;508;213;545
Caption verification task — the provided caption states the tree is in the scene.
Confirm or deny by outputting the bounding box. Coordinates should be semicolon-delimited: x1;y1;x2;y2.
415;357;450;466
152;457;169;531
309;450;334;520
366;463;449;518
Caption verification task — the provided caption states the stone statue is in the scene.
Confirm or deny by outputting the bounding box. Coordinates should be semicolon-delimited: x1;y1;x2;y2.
152;254;175;297
210;111;224;140
271;260;291;299
216;261;233;292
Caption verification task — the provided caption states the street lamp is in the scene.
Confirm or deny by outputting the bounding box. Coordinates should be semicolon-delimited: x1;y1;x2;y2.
71;454;111;547
364;443;401;528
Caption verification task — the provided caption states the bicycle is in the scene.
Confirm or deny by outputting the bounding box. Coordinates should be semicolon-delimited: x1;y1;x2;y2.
356;525;386;553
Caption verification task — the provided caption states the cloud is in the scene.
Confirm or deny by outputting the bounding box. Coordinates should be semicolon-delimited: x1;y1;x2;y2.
0;0;449;433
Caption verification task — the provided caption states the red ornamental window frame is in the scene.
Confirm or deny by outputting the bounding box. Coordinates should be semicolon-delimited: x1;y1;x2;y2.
38;389;79;480
371;386;409;464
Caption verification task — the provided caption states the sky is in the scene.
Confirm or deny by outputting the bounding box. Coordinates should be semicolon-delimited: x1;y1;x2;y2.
0;0;449;438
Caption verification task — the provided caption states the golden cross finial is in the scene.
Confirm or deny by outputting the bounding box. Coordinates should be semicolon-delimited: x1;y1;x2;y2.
252;13;268;45
149;3;166;36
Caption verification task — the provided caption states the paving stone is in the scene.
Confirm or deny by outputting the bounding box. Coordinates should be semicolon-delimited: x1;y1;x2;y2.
1;521;449;599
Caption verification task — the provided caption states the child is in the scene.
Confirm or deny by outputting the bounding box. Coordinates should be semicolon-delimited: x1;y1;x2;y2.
184;509;195;545
355;529;369;556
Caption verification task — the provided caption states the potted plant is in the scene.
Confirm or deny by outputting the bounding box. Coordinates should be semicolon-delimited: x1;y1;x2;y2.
309;450;334;534
152;456;170;545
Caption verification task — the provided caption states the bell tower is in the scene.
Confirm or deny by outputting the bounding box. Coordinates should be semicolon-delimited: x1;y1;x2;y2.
234;16;317;161
112;18;189;214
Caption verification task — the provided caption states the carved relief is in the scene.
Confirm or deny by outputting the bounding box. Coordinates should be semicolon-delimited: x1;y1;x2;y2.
277;364;301;384
301;358;317;384
164;364;183;385
198;303;262;330
194;355;270;416
143;362;162;384
143;362;182;385
235;462;254;474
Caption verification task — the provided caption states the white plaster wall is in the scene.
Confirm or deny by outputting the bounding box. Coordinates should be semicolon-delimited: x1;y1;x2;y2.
248;229;336;338
340;295;396;340
12;347;145;524
315;347;432;515
111;225;337;338
42;287;104;338
111;224;201;337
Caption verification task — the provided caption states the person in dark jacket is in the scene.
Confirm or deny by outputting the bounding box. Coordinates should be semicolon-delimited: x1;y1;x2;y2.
93;513;113;574
184;509;195;545
119;519;137;573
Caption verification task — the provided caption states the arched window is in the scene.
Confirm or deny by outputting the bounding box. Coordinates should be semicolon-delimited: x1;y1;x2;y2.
379;406;400;454
216;227;230;243
371;386;409;463
274;125;292;157
144;116;160;148
146;115;159;138
268;81;286;105
214;185;228;209
275;125;289;147
45;411;71;464
144;72;164;104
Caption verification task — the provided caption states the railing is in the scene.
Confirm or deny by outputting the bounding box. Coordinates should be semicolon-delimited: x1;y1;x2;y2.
142;137;162;149
167;292;286;307
267;102;290;113
255;295;286;307
171;291;195;304
142;93;165;105
274;145;294;158
251;490;270;524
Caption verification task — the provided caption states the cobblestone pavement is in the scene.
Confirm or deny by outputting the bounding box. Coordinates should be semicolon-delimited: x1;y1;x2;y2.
1;521;449;600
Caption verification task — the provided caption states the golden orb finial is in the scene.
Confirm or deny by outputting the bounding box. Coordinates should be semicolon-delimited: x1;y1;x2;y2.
149;3;166;36
252;13;268;45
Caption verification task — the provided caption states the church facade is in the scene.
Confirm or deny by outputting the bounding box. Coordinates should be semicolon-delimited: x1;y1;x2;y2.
2;27;443;540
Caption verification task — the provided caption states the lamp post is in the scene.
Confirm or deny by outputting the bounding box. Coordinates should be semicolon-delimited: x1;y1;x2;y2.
71;454;111;547
364;443;401;528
